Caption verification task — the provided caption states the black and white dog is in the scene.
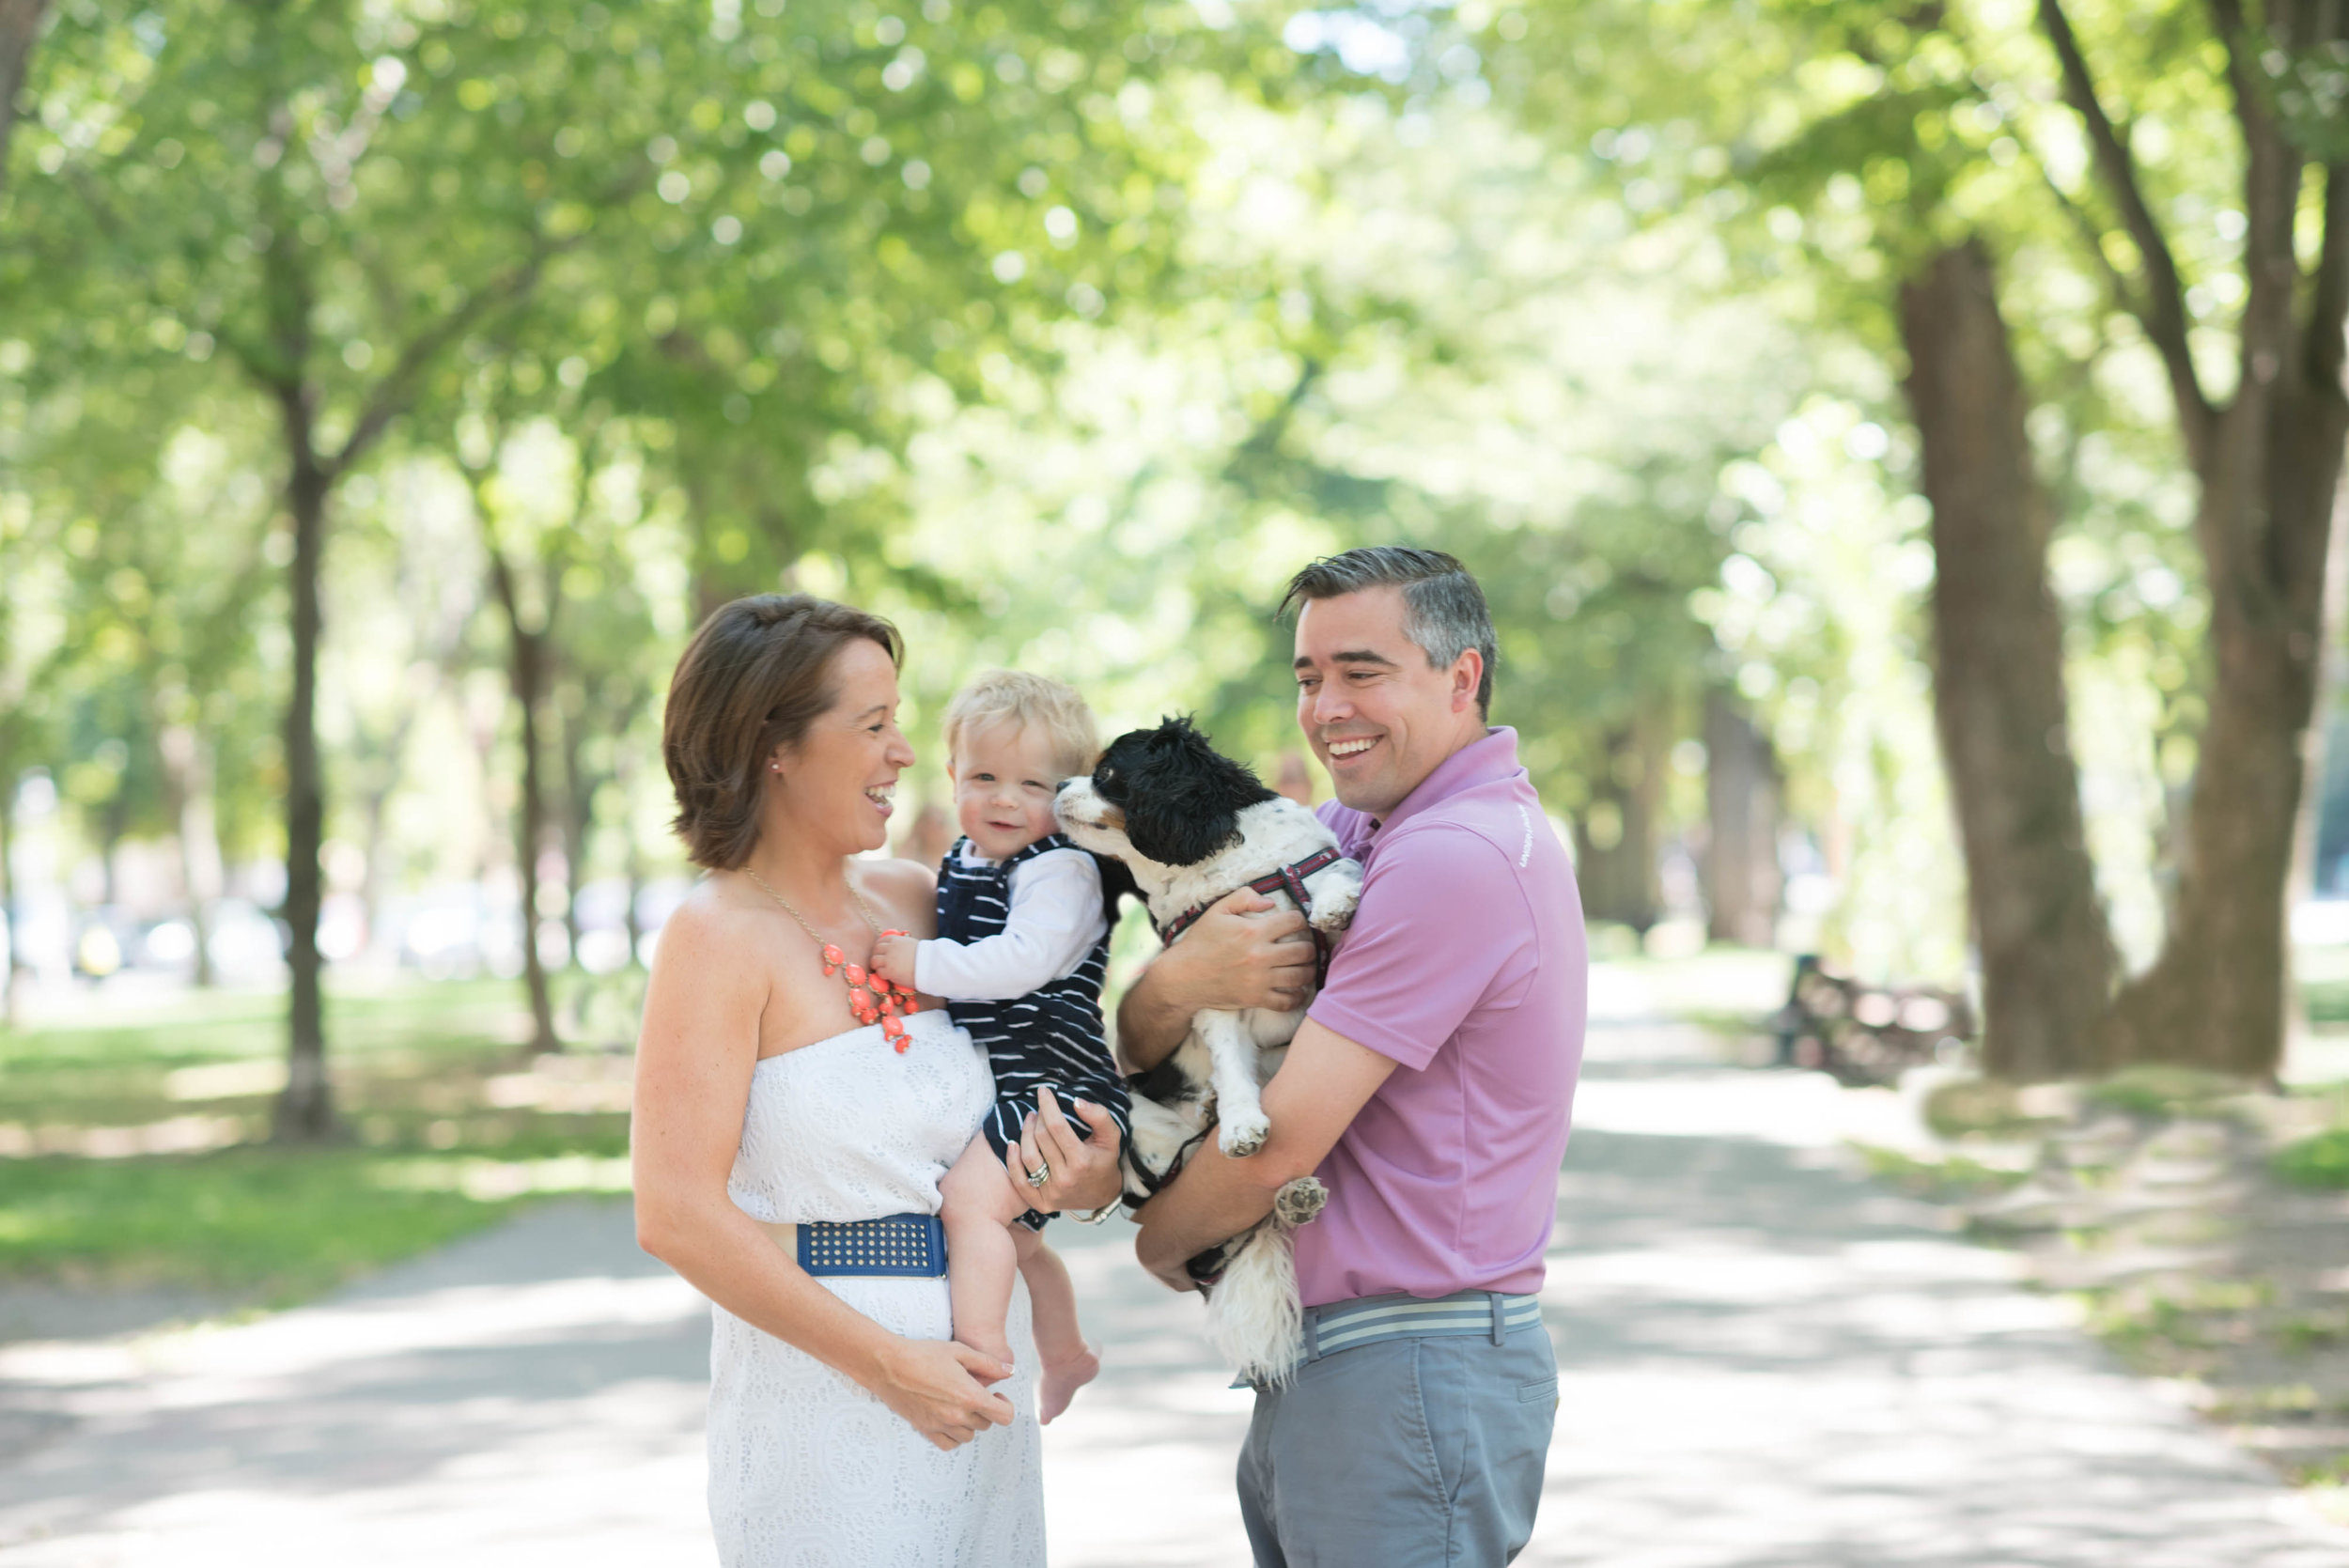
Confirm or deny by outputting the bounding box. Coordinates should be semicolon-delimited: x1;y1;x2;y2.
1055;717;1363;1382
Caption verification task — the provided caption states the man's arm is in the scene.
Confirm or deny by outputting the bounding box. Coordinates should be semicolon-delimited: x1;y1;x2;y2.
1114;890;1316;1072
1131;1017;1395;1289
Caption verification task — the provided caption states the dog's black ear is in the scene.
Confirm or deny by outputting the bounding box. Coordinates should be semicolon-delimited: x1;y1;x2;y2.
1117;715;1274;866
1089;726;1159;805
1124;789;1243;866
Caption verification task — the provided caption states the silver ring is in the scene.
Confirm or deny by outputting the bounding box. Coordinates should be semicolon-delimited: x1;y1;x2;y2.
1024;1160;1051;1189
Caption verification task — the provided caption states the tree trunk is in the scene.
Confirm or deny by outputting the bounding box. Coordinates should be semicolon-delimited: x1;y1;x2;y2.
355;692;422;967
558;682;592;966
2285;474;2349;1050
0;0;51;199
2106;393;2349;1078
615;735;646;970
272;441;336;1140
2018;0;2349;1079
357;773;398;968
1901;241;2118;1082
488;550;560;1054
0;747;17;1028
157;723;222;987
1703;691;1781;947
97;787;129;908
1574;716;1667;931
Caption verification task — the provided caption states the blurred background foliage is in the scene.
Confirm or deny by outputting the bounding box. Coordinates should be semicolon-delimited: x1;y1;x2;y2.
1;0;2347;1190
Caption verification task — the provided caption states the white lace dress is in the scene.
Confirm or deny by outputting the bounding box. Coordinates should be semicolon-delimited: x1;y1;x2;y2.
708;1007;1045;1567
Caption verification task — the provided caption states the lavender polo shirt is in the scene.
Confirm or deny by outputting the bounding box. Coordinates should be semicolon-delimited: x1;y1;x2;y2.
1297;726;1586;1307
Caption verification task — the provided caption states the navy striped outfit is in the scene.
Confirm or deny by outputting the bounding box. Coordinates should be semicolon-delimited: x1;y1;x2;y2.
936;833;1132;1229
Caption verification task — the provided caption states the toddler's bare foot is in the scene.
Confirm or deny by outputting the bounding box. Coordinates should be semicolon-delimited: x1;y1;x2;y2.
1036;1340;1100;1424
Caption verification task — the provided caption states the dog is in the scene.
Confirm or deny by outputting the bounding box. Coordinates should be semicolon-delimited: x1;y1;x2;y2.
1055;716;1363;1383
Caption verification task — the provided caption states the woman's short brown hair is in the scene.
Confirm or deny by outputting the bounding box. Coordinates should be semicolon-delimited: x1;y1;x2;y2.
662;594;904;870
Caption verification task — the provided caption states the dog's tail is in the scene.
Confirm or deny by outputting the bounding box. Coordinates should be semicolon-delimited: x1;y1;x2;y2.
1205;1176;1328;1387
1206;1229;1304;1388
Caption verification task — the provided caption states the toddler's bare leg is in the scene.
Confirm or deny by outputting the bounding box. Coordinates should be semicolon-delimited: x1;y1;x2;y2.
1015;1229;1099;1423
941;1137;1033;1366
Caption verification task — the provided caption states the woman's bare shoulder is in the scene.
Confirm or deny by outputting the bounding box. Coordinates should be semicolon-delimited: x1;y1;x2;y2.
653;877;766;964
859;856;937;895
854;857;939;929
639;877;770;1060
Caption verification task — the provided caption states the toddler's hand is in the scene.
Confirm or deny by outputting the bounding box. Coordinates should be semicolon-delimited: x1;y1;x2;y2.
871;933;920;990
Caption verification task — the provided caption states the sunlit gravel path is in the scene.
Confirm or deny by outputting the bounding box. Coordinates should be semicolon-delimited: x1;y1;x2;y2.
3;990;2346;1565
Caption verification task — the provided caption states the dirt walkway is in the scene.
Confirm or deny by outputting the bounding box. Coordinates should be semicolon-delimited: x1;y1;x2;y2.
3;1014;2345;1565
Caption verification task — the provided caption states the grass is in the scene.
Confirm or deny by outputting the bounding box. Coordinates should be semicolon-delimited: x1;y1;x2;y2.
2076;1278;2273;1374
1921;1078;2054;1141
2306;978;2349;1027
0;1151;538;1303
1848;1142;2031;1201
2275;1128;2349;1188
2082;1063;2252;1119
2204;1383;2332;1423
0;974;641;1308
2277;1312;2349;1355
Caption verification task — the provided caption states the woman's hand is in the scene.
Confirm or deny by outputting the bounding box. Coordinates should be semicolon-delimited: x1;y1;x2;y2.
867;1336;1017;1452
1003;1086;1124;1216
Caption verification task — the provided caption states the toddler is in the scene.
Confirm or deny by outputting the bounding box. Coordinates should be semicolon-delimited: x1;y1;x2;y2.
870;670;1130;1422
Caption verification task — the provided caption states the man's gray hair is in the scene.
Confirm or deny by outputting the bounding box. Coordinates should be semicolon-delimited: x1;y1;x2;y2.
1280;546;1497;717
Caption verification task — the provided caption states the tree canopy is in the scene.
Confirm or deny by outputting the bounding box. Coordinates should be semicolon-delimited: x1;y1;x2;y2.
7;0;2345;1086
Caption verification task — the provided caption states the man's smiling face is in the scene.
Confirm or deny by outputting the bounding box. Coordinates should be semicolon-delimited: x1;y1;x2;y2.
1294;584;1485;818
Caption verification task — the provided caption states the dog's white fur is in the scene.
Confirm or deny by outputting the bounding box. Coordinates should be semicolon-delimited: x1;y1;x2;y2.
1056;787;1364;1382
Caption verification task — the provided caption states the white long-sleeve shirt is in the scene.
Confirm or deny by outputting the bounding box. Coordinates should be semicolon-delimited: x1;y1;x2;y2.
914;844;1109;1001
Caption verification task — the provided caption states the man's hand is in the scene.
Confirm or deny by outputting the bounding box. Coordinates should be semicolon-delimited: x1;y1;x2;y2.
1116;890;1315;1071
869;932;920;991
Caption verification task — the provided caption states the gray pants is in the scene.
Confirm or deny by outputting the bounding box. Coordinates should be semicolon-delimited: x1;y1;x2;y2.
1237;1320;1558;1567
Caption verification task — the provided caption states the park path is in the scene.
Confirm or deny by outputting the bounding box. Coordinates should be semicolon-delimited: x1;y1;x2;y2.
2;982;2347;1565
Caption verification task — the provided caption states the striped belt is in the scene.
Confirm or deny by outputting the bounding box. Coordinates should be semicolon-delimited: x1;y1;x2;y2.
756;1213;947;1278
1302;1289;1545;1362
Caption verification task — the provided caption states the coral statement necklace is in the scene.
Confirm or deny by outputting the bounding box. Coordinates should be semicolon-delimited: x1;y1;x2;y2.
742;868;923;1051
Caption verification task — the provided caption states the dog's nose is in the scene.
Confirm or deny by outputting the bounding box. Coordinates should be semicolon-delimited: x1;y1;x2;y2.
1056;778;1076;795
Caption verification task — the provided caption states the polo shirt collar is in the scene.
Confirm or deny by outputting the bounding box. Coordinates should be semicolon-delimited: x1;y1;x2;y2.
1369;727;1523;838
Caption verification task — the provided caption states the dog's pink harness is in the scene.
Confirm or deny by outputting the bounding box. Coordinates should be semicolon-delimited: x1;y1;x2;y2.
1153;846;1346;987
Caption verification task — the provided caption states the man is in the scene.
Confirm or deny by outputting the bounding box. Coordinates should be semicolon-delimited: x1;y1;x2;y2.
1123;546;1588;1567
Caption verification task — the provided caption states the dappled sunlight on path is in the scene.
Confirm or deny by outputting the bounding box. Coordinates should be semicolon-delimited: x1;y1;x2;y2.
1526;1025;2349;1567
0;1200;710;1566
0;1005;2343;1564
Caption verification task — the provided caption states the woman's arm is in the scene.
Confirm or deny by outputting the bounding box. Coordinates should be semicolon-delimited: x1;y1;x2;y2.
632;897;1012;1451
1113;890;1317;1071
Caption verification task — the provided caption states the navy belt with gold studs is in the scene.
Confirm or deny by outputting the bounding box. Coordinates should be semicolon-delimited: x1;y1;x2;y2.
757;1213;947;1277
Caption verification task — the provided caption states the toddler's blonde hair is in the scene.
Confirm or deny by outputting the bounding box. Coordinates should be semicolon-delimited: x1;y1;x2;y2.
942;670;1099;783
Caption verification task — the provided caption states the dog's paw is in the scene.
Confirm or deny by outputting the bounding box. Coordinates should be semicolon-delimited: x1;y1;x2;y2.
1273;1176;1327;1227
1312;899;1358;935
1219;1110;1271;1157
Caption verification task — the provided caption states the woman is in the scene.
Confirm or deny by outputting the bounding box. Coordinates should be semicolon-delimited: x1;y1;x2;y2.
631;595;1125;1566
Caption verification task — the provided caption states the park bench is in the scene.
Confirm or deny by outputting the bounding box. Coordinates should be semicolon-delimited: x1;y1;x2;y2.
1770;955;1975;1087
